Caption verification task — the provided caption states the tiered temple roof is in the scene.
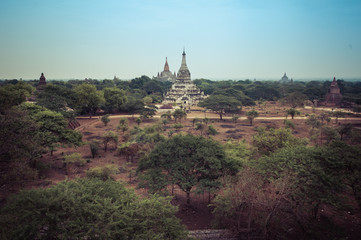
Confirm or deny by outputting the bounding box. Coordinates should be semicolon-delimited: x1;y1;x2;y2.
156;57;177;82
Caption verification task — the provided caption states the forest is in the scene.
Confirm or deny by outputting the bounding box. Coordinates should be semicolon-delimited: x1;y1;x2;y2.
1;76;361;239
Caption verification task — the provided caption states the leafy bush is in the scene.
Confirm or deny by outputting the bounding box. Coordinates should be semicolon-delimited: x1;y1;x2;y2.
64;152;85;166
207;125;218;136
283;119;295;129
89;140;101;158
172;123;183;129
101;114;110;126
0;179;187;239
86;164;119;181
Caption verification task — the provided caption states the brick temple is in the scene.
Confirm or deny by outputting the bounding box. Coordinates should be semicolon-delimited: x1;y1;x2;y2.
324;77;342;106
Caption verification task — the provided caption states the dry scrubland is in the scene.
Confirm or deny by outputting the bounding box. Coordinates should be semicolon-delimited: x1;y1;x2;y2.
3;102;361;234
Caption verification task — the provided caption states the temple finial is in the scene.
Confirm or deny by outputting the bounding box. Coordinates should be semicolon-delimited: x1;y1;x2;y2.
164;57;169;71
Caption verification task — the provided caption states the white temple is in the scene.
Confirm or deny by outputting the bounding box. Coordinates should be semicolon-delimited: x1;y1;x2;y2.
162;50;206;106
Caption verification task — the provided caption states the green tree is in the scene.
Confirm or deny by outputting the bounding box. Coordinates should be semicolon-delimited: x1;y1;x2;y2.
120;97;145;118
118;142;139;163
36;84;77;118
74;83;105;118
319;112;330;124
161;111;172;121
252;127;308;156
199;95;242;120
18;103;82;156
207;125;218;136
64;152;85;175
333;110;345;123
286;108;300;119
325;141;361;209
213;87;255;106
232;115;240;126
172;108;187;123
306;114;322;143
143;95;153;105
101;114;110;126
0;81;34;113
102;87;127;113
337;123;353;141
192;117;200;127
255;145;344;221
140;106;157;120
138;134;240;204
0;179;187;240
102;131;118;152
283;119;295;129
282;92;308;108
118;118;129;135
246;109;259;126
306;114;322;129
89;140;101;158
135;117;142;126
223;139;251;166
86;165;119;181
172;123;183;131
245;84;281;101
0;107;41;183
195;122;206;136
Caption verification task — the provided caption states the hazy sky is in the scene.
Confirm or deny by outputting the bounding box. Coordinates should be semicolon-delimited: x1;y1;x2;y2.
1;0;360;80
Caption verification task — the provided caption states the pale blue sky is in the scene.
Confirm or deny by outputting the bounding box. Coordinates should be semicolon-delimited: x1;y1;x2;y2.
1;0;360;80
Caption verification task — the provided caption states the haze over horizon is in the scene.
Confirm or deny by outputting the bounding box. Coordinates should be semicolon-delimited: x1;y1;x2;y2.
1;0;361;80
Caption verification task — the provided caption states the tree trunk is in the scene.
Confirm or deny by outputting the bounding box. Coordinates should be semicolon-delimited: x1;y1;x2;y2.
313;202;320;219
186;190;191;204
247;203;254;240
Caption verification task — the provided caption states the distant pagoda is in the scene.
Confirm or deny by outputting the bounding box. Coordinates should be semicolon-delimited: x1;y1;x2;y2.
324;77;342;106
37;73;47;91
162;49;206;106
279;72;293;83
156;57;177;82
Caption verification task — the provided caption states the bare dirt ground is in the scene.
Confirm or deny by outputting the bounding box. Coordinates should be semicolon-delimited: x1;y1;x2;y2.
2;103;361;233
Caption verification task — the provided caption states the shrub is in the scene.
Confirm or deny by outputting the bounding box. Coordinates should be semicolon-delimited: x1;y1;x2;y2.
207;125;218;136
283;119;295;129
64;152;85;175
86;165;119;181
101;114;110;126
89;140;101;158
172;123;183;129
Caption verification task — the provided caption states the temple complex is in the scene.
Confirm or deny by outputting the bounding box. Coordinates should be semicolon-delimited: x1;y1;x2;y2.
156;57;177;82
162;50;206;106
324;77;342;106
